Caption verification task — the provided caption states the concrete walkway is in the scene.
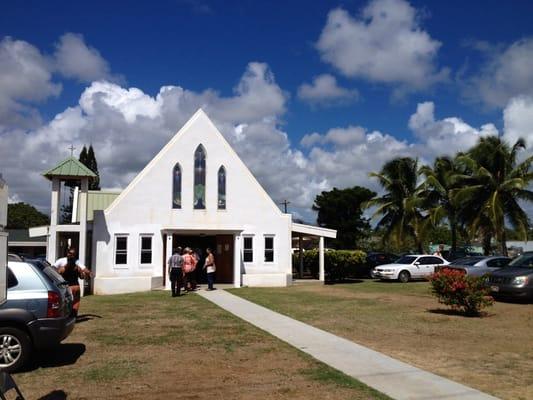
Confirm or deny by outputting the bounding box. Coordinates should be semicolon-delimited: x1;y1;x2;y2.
198;289;499;400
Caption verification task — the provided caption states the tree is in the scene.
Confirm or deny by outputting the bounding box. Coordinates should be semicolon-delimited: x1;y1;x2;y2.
86;145;101;190
453;137;533;256
367;157;428;253
79;145;101;190
419;156;462;252
7;203;50;229
312;186;376;249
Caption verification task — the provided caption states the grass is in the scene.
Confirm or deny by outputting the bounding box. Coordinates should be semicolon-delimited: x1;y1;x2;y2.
14;290;391;400
229;280;533;400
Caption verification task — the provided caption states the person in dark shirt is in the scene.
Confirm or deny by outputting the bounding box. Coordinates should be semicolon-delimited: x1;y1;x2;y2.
54;248;92;316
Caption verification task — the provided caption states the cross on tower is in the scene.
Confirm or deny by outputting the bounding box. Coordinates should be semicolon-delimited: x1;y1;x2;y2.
69;144;76;157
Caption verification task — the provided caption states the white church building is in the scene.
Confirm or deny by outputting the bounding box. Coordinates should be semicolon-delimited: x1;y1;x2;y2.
34;109;336;294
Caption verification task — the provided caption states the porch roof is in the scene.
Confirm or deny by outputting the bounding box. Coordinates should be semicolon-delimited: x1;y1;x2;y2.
291;223;336;239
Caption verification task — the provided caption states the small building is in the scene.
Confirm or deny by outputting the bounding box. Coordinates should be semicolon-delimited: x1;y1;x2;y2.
36;110;336;294
6;229;47;258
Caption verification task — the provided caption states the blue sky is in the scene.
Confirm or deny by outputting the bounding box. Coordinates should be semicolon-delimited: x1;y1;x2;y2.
1;0;533;219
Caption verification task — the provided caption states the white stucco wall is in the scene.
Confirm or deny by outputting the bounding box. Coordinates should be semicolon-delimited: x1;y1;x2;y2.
93;110;292;294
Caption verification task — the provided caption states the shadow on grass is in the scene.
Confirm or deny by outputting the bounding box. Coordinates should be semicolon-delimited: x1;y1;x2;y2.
38;390;67;399
427;308;491;318
324;279;366;285
493;296;532;305
19;343;86;372
75;314;102;324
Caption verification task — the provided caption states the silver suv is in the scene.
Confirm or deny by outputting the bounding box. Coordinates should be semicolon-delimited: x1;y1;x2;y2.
0;261;75;371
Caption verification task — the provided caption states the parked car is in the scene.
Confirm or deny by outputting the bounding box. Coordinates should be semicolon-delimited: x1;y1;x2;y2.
444;256;511;277
0;261;75;371
372;254;449;283
441;248;483;261
7;254;22;262
363;252;399;278
488;252;533;301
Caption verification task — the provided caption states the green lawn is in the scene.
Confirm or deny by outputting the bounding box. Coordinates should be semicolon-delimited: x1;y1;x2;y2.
230;281;533;400
15;291;390;400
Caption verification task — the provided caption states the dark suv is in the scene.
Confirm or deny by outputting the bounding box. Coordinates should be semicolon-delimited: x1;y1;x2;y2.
0;261;75;371
488;252;533;301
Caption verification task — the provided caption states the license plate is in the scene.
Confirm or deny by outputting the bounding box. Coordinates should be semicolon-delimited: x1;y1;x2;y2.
491;285;499;292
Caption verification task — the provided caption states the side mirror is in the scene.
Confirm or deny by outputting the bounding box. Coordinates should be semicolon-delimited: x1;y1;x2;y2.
414;261;420;266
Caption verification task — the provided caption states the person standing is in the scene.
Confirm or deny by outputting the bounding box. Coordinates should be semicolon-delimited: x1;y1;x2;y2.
54;248;91;316
433;244;445;257
168;247;183;297
182;247;197;291
203;248;216;291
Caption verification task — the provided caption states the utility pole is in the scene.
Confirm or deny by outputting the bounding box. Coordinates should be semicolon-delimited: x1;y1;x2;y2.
279;200;290;213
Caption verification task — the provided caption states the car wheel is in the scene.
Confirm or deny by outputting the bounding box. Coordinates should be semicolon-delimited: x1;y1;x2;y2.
398;270;410;283
0;328;31;372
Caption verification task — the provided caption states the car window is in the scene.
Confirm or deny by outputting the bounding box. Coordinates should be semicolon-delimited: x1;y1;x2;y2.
486;258;509;268
7;267;18;288
419;257;443;265
508;253;533;268
43;266;67;285
451;257;483;266
396;256;417;264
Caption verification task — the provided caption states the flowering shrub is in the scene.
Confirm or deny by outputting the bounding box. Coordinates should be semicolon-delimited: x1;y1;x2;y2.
428;268;494;316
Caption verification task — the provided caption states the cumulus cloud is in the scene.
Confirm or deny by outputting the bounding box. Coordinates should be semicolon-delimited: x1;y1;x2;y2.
54;33;117;83
297;74;358;106
463;38;533;109
0;37;61;129
503;95;533;148
408;101;498;157
316;0;449;95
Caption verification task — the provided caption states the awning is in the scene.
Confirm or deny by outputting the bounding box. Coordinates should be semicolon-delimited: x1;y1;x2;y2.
291;223;336;238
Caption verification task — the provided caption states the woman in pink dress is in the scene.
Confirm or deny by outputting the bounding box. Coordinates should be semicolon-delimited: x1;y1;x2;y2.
182;247;197;291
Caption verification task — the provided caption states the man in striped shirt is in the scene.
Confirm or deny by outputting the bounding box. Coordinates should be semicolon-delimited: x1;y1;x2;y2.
168;247;183;297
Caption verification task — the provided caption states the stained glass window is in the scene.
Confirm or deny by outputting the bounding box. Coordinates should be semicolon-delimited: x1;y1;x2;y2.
218;166;226;210
194;145;206;209
172;163;181;209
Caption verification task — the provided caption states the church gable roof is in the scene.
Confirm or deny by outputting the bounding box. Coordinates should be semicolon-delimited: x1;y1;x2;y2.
105;108;283;216
43;157;97;180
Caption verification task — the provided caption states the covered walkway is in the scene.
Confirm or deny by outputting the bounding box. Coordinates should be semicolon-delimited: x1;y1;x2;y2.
291;222;336;281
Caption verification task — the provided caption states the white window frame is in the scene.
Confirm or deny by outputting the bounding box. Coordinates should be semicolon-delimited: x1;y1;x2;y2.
243;235;254;263
264;235;275;263
114;234;129;268
139;234;153;266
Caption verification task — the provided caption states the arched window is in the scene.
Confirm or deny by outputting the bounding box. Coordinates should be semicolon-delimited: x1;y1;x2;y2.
172;163;181;209
218;166;226;210
193;145;206;209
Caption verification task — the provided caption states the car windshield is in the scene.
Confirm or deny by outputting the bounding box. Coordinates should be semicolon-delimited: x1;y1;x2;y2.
395;256;417;264
450;257;484;266
508;253;533;268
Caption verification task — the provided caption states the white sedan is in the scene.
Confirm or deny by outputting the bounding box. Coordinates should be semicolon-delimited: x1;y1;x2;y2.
372;254;449;283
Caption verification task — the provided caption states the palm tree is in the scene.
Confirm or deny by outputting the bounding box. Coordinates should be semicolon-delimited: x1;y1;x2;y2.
453;137;533;256
367;157;428;253
419;157;462;252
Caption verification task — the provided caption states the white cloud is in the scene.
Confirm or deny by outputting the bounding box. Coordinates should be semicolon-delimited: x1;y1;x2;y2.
54;33;117;83
0;37;61;130
503;95;533;148
408;101;498;157
316;0;449;94
297;74;358;106
463;38;533;109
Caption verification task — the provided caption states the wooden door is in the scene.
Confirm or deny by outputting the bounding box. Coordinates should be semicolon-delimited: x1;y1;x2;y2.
215;235;233;283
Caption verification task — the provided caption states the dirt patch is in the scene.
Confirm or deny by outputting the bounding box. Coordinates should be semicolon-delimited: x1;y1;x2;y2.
13;291;388;400
233;283;533;400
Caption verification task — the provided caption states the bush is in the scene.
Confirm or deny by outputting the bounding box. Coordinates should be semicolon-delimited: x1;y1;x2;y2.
292;249;367;282
428;268;494;316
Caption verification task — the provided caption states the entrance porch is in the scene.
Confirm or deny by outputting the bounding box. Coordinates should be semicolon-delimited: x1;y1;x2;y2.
162;228;243;289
